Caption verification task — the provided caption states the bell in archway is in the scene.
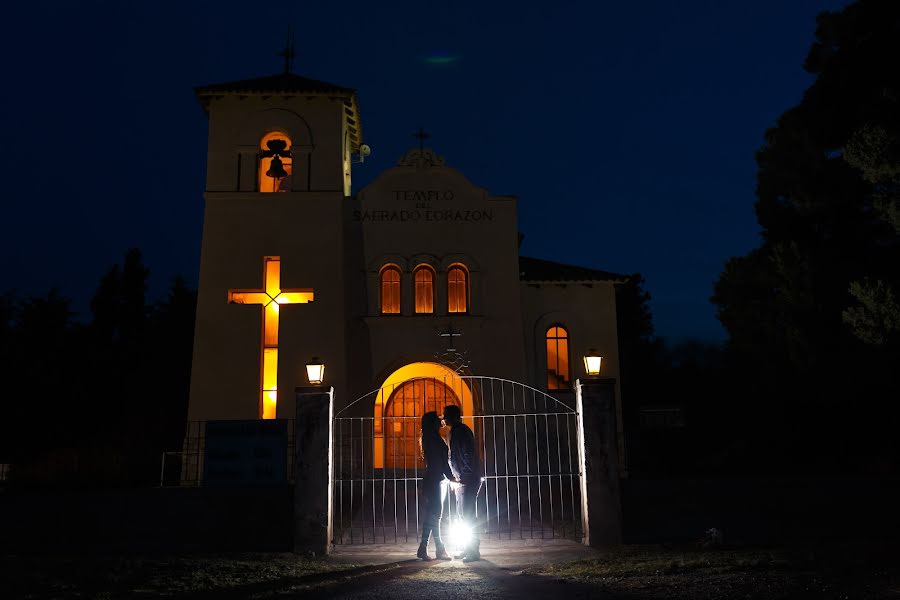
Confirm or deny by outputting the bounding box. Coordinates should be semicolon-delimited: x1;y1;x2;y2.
266;155;288;179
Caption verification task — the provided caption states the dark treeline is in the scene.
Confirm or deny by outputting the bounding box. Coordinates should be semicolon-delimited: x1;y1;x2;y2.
620;0;900;477
0;249;196;486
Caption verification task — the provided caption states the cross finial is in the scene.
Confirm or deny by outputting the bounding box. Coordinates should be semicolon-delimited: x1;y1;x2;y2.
435;322;469;373
413;127;430;152
438;322;462;350
277;25;295;74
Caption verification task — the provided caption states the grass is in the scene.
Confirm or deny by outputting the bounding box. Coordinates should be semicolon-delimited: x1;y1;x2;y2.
4;543;898;599
2;553;358;599
525;543;900;599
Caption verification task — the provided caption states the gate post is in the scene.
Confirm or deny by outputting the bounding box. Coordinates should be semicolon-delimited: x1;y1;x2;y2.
294;386;334;555
576;378;623;546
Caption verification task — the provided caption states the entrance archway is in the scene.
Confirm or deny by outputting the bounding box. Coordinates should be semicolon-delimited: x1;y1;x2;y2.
383;378;460;469
372;362;475;469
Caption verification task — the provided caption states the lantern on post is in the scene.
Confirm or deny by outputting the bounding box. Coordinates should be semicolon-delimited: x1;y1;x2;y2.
583;349;603;377
306;357;325;385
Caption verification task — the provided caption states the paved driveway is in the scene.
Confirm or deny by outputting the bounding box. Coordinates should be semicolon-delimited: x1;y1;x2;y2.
294;539;609;599
331;537;599;567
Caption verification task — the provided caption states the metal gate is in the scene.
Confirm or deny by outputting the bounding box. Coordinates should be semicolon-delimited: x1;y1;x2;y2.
331;376;584;544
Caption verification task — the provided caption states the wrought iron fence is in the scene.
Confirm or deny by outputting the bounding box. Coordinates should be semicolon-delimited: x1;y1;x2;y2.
332;376;583;544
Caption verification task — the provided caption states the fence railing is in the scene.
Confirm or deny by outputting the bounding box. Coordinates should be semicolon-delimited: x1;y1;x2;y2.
158;419;296;487
333;376;583;544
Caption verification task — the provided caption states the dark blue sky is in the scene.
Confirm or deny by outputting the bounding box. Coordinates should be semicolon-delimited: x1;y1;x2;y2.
0;0;850;342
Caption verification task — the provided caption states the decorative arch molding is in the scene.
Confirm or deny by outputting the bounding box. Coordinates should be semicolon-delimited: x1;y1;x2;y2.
437;253;481;273
238;108;315;151
533;310;574;343
409;253;440;270
367;254;412;273
366;253;478;274
370;361;476;469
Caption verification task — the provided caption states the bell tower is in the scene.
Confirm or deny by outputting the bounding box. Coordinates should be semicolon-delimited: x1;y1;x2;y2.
188;70;363;424
195;71;362;195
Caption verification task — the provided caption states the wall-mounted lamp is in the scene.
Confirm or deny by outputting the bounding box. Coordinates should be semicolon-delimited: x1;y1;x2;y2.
306;357;325;385
583;349;603;377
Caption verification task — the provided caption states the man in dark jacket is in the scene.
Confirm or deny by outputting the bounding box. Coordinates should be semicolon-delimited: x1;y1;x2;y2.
444;404;481;561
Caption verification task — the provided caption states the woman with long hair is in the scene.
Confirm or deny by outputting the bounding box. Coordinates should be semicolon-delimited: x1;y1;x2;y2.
417;411;454;560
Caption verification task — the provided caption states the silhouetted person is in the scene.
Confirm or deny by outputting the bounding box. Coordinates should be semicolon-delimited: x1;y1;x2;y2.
417;411;453;561
445;404;481;561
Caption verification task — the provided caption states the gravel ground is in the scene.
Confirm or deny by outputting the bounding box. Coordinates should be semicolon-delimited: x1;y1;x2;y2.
2;541;898;599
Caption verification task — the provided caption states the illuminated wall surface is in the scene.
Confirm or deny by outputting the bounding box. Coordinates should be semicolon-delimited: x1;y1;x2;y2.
229;257;314;419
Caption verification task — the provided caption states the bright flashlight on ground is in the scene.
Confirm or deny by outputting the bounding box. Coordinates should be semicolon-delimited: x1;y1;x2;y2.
448;522;471;550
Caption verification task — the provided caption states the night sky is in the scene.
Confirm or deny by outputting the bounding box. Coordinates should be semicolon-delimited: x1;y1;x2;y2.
0;0;850;342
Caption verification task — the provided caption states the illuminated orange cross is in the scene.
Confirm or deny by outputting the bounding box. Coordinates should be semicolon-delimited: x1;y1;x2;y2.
228;257;314;419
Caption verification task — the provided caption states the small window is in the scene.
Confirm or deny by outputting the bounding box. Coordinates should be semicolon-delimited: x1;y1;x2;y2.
546;325;570;390
414;266;434;314
447;264;468;314
258;131;293;193
380;265;401;314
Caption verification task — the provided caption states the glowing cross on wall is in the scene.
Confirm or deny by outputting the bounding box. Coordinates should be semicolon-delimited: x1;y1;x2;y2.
228;257;314;419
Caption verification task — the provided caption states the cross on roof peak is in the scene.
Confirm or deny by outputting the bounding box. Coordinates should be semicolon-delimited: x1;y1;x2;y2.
413;127;430;152
277;25;296;74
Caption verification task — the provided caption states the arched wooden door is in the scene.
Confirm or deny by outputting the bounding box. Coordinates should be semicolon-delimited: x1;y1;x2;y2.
383;378;461;469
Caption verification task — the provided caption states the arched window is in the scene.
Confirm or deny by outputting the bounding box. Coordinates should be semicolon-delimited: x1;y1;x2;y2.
546;325;570;390
380;265;401;314
447;264;468;314
258;131;293;193
414;266;434;314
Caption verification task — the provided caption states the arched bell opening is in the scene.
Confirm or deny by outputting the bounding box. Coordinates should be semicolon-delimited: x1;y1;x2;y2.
258;131;293;192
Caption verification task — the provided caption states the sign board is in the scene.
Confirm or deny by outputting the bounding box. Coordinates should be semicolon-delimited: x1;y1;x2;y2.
203;419;288;486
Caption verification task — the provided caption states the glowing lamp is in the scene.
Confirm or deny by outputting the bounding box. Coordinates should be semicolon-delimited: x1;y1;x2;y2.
306;357;325;385
583;349;603;377
448;521;472;551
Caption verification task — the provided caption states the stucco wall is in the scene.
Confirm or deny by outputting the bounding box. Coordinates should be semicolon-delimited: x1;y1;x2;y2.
188;93;623;432
520;281;623;441
348;154;528;410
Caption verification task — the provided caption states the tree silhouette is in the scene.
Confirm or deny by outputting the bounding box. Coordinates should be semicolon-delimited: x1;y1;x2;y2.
0;250;196;485
615;274;662;451
712;0;900;473
842;124;900;344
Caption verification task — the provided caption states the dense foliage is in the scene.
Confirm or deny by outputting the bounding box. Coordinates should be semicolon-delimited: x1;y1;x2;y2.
712;0;900;473
0;249;195;485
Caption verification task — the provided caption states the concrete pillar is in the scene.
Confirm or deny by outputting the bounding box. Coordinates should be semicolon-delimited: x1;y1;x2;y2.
576;378;623;546
294;386;334;555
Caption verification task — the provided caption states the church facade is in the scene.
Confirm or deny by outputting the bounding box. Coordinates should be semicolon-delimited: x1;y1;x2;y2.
187;71;626;467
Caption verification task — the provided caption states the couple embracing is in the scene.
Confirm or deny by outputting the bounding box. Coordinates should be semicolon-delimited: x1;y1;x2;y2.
417;405;481;562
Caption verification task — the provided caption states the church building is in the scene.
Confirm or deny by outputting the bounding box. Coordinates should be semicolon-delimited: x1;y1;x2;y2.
186;69;627;473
